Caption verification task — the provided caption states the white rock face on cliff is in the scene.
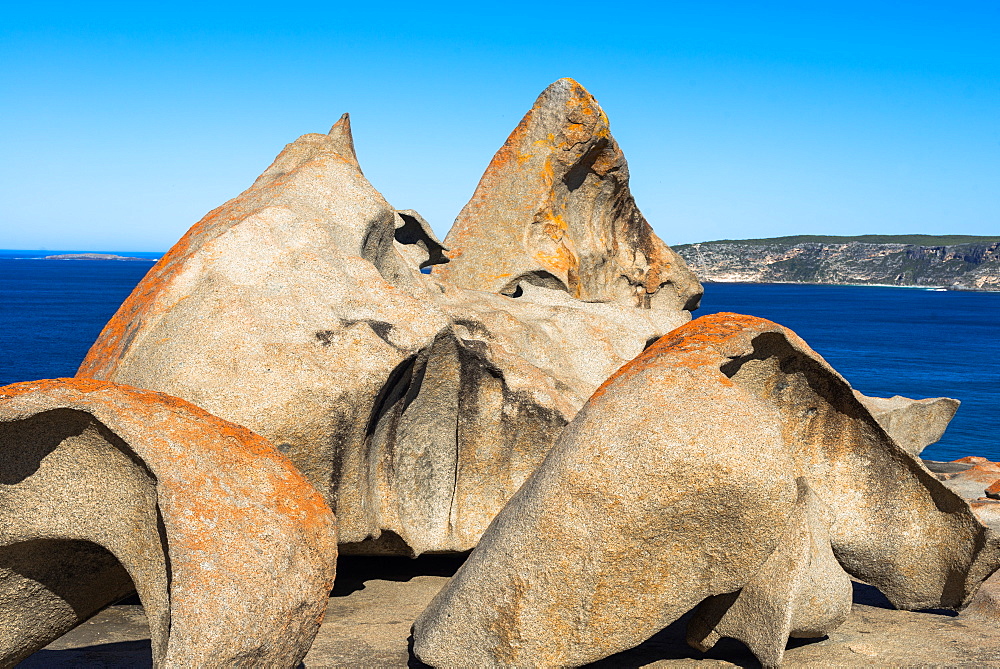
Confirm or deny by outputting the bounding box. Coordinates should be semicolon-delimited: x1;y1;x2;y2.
675;236;1000;290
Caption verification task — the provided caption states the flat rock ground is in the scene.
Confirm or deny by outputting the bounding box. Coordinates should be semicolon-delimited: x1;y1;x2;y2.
19;555;1000;668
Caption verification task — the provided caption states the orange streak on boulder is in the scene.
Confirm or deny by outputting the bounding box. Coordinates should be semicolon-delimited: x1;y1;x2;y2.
413;314;999;667
0;378;336;666
433;77;702;311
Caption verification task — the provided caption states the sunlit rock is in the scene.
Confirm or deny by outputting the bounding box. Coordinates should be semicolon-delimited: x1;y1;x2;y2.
412;313;1000;667
0;378;336;666
855;390;959;456
78;84;700;556
434;78;702;312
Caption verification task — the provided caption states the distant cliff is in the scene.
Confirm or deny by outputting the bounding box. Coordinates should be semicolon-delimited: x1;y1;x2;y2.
44;253;156;262
674;235;1000;291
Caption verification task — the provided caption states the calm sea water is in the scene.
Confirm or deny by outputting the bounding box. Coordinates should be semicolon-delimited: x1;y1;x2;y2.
0;251;159;387
1;253;996;461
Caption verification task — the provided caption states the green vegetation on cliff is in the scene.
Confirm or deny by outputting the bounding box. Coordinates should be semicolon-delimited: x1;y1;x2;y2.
675;234;1000;248
674;235;1000;291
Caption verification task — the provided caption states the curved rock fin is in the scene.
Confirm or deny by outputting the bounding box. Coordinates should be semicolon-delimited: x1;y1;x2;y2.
0;407;170;666
328;113;362;173
0;380;338;667
686;478;853;668
853;390;960;457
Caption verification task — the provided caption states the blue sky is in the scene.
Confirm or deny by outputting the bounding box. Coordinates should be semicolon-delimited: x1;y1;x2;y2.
2;1;997;251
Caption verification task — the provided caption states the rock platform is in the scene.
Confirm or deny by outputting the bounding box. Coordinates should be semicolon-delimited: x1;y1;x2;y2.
22;555;1000;668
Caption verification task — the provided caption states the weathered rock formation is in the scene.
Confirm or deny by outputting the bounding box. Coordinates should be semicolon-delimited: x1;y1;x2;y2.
964;569;1000;625
0;378;337;666
412;314;1000;667
924;457;1000;619
854;391;960;456
433;78;702;311
4;78;993;668
76;84;700;556
686;479;852;668
675;235;1000;290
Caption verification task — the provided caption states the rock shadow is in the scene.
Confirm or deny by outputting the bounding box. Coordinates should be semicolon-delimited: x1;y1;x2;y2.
578;580;961;668
579;609;763;669
852;580;958;616
17;640;153;668
407;634;432;668
331;551;469;598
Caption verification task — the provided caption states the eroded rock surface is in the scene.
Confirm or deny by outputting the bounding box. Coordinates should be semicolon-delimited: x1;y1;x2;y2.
686;479;852;668
0;379;337;667
412;313;1000;667
855;390;960;456
77;85;698;556
433;77;702;312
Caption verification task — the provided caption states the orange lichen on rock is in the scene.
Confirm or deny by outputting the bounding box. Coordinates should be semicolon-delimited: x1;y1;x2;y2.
0;378;337;666
77;113;381;381
76;221;204;378
590;313;787;402
937;457;1000;501
69;80;701;562
413;312;999;668
432;78;702;312
960;463;1000;483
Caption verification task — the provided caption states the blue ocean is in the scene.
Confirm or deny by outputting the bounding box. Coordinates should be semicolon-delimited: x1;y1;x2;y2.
1;251;997;462
698;282;999;462
0;250;160;386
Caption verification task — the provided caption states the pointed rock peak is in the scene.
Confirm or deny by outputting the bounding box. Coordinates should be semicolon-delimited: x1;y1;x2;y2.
435;79;702;314
537;77;588;102
328;113;362;173
527;77;608;132
538;77;581;99
328;112;351;136
536;77;587;100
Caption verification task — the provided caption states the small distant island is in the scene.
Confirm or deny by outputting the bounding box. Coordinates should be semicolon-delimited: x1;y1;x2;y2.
674;234;1000;291
44;253;157;262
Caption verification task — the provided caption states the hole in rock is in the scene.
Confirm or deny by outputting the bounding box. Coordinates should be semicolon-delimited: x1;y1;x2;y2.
562;139;610;192
499;270;568;297
683;290;703;312
3;539;152;667
579;605;763;668
576;582;937;668
0;539;136;619
394;211;449;269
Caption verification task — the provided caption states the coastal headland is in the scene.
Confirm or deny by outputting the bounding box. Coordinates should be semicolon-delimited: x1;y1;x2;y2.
43;253;157;262
675;235;1000;290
